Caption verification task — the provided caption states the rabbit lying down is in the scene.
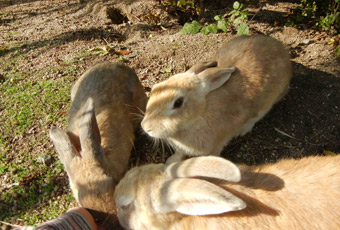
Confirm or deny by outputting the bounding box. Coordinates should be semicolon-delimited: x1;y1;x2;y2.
50;62;147;229
114;154;340;230
141;35;292;162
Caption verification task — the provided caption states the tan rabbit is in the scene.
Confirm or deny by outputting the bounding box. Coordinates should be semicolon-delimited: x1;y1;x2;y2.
50;98;120;228
141;35;292;162
114;155;340;230
66;61;147;181
50;62;147;229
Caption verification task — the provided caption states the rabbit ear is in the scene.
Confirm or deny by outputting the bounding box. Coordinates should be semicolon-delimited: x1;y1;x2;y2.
157;178;246;215
49;127;78;166
165;156;241;182
78;97;102;160
187;61;218;74
197;66;235;96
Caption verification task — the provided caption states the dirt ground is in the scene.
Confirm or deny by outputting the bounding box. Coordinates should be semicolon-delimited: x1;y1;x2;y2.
1;0;339;226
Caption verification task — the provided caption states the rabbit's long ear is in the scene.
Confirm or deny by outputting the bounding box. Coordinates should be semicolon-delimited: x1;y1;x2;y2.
156;178;246;215
165;156;241;182
50;127;78;167
78;97;102;160
187;61;218;74
196;66;235;96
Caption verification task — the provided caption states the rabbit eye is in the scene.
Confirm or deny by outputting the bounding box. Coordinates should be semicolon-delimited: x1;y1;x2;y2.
173;97;184;109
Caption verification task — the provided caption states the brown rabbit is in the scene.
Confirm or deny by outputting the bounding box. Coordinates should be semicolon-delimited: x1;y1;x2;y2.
66;61;146;181
50;62;147;229
114;155;340;230
50;98;119;228
141;35;292;162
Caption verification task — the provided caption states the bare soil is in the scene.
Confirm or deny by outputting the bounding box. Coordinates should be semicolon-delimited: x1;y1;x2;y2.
0;0;339;226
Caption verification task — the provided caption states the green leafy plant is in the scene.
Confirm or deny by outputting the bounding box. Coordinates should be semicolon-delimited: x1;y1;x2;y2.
181;20;202;34
318;11;340;31
291;0;339;34
180;1;249;35
228;1;249;35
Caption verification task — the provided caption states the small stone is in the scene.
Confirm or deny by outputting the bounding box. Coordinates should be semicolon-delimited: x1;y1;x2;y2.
300;39;314;45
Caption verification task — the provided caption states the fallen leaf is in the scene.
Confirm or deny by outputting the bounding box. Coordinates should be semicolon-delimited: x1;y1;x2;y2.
58;111;67;116
89;45;114;56
328;38;335;45
116;50;132;55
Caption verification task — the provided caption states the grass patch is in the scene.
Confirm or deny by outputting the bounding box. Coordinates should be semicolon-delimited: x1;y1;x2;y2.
0;49;87;225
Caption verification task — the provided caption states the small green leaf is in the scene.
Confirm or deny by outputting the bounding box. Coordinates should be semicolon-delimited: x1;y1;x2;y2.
233;1;240;10
233;17;242;26
118;56;128;63
217;19;228;32
336;45;340;56
228;10;237;16
201;24;219;35
214;15;223;21
236;22;249;35
181;20;203;34
164;67;172;73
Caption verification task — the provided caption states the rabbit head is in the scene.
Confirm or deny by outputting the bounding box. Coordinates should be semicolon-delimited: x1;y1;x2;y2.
141;61;235;139
114;156;246;230
50;98;117;217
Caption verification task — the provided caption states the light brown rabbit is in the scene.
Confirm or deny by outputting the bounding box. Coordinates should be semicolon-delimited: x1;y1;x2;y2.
114;155;340;230
66;61;147;182
50;98;120;229
141;35;292;162
50;61;147;229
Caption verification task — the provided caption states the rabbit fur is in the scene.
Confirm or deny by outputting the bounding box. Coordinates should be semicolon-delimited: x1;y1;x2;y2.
50;99;118;226
49;62;147;228
141;35;292;162
114;155;340;230
66;61;146;182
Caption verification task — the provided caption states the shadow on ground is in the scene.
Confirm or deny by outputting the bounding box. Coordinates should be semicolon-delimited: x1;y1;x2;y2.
222;61;340;165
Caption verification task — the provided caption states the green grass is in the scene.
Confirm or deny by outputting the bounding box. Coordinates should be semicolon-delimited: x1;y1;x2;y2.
0;48;88;225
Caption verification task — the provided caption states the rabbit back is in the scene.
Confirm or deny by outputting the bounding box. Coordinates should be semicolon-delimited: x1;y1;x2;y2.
212;35;292;134
175;35;292;156
67;61;147;181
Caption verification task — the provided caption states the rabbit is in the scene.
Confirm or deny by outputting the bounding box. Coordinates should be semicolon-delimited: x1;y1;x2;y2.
66;61;147;182
50;98;120;229
49;61;147;229
114;154;340;230
141;35;292;162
